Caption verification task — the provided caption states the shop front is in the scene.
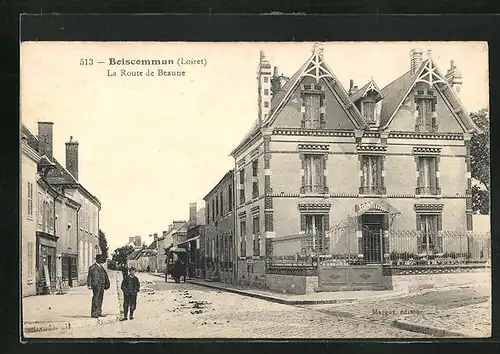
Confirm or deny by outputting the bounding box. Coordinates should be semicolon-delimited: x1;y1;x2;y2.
36;231;58;295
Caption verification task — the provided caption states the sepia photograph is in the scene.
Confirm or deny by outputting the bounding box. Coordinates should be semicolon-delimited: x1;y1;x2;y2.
20;41;491;339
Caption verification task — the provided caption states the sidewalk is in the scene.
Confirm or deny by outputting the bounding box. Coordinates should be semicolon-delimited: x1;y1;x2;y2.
184;278;409;305
393;301;491;338
23;271;122;335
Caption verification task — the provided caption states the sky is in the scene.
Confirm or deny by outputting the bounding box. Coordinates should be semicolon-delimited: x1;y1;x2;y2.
20;41;489;252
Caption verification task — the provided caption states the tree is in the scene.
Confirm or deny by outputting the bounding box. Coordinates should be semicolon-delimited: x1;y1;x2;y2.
111;245;135;268
98;229;109;260
470;108;490;214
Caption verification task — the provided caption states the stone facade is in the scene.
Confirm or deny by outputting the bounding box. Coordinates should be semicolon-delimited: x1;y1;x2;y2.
21;137;40;297
203;171;235;283
231;45;481;271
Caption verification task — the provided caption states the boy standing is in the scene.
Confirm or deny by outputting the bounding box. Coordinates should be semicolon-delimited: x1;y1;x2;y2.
120;267;140;320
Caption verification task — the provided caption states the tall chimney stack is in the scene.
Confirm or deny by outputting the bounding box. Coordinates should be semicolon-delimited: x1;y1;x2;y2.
189;203;197;226
445;59;463;96
65;136;79;180
348;79;356;95
410;48;424;75
37;122;54;161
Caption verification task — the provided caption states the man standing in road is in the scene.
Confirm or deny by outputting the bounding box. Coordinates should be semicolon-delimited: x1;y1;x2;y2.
87;254;111;318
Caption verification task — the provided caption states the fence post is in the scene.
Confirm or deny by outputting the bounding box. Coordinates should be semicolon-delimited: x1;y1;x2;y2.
426;232;430;265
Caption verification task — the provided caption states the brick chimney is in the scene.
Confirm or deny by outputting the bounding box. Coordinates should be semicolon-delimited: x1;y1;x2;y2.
37;122;54;160
410;49;424;75
445;60;463;96
65;136;79;180
189;202;197;226
257;50;272;124
348;79;357;96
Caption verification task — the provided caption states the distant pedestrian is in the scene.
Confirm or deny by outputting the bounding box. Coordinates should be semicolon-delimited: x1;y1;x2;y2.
120;267;140;320
87;254;110;318
147;265;151;273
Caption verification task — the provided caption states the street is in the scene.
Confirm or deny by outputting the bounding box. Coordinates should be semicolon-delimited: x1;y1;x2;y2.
33;273;435;338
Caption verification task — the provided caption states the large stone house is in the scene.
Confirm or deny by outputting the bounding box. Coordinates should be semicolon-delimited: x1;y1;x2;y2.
21;122;101;290
230;45;480;284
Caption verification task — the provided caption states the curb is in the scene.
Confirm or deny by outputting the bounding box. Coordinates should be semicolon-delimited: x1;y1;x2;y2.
24;272;123;335
186;280;409;305
392;319;468;338
24;315;121;334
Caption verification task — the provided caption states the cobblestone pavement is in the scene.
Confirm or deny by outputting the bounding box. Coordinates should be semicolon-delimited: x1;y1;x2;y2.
304;282;491;337
34;273;427;339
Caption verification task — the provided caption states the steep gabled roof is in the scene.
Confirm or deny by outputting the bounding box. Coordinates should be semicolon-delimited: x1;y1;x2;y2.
379;71;415;127
262;44;368;130
21;124;39;152
379;57;481;133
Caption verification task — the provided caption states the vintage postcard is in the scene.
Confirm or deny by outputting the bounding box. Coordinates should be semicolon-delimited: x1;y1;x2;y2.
20;41;491;339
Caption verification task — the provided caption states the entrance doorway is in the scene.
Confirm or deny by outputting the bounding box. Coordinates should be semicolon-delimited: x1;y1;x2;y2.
361;214;385;264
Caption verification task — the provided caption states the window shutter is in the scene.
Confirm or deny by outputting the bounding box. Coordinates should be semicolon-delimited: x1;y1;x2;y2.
301;155;307;193
358;155;365;194
300;214;306;232
376;156;383;187
415;157;421;195
430;158;437;195
415;101;423;132
435;157;440;195
323;155;328;193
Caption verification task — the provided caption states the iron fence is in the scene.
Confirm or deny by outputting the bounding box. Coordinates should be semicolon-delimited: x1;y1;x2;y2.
387;230;491;266
266;230;491;267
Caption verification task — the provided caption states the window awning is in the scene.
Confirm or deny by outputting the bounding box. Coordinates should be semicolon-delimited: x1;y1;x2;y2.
177;235;200;246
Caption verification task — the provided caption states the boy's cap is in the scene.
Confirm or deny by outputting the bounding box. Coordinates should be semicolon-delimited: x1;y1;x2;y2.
129;267;136;271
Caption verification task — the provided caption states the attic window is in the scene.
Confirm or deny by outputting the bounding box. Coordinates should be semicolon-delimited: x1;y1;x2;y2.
301;90;325;129
362;100;376;123
415;89;437;133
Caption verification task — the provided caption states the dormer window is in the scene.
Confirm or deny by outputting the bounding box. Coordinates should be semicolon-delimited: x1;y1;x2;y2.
350;79;383;126
361;100;376;122
301;84;325;129
415;89;437;133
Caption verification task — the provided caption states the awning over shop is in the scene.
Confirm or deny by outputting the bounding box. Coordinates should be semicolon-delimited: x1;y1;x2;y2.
177;235;200;246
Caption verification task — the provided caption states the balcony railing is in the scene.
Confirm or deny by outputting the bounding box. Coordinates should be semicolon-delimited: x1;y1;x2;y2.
301;184;329;194
359;185;386;195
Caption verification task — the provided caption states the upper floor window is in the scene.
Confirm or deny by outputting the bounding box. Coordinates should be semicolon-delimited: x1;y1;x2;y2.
239;169;245;205
38;193;43;225
252;160;259;199
212;198;215;221
417;156;438;195
303;154;325;194
415;90;437;133
220;191;224;216
360;155;385;195
264;77;269;83
27;182;33;216
264;101;269;108
206;204;210;224
228;185;233;212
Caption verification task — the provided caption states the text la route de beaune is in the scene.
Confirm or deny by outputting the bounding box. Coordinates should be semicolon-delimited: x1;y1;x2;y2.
106;57;207;77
